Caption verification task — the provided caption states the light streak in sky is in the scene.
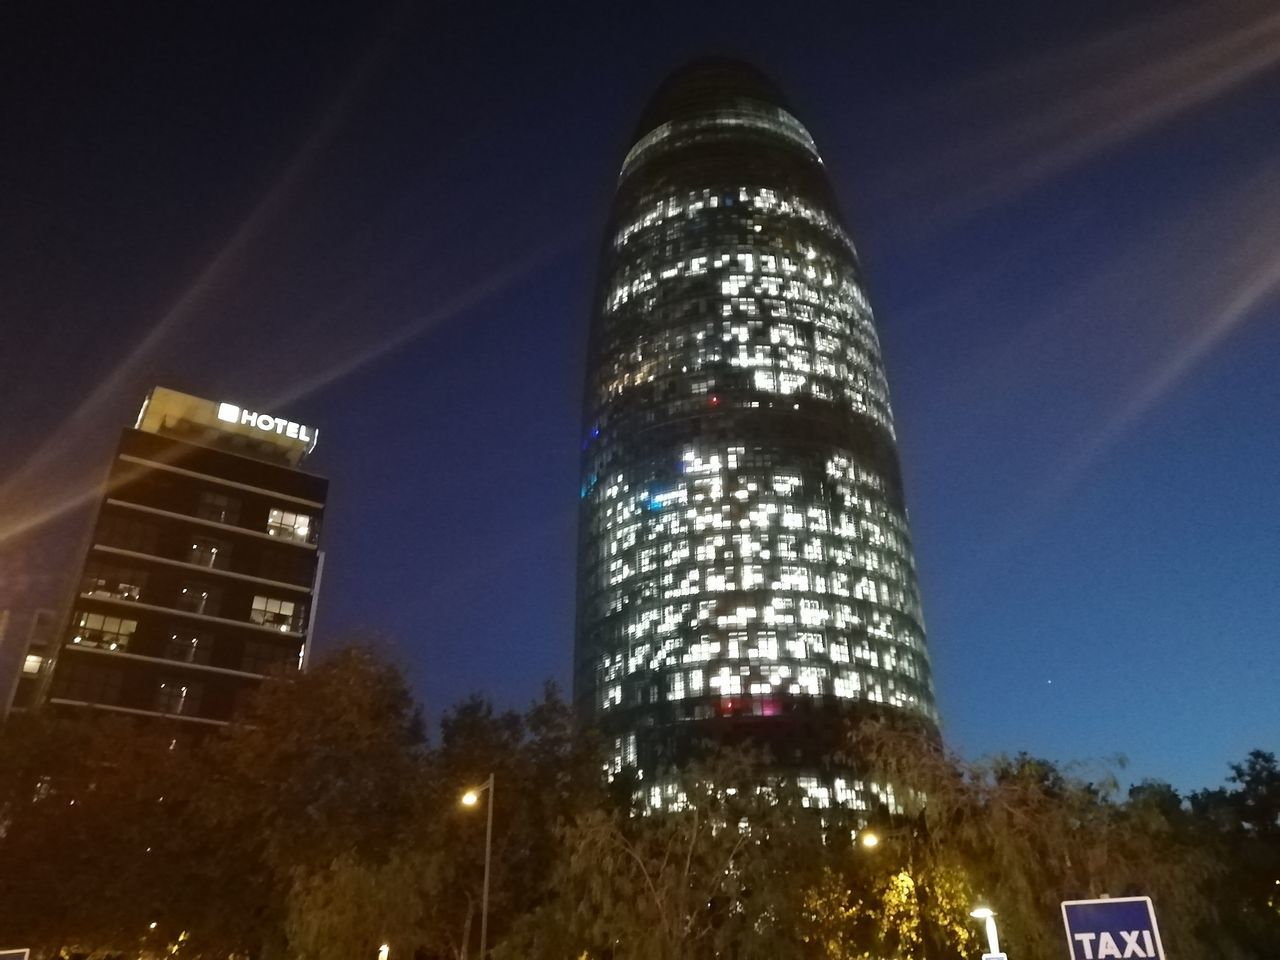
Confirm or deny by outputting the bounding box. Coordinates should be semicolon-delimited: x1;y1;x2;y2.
0;237;567;551
0;16;405;548
974;162;1280;547
877;2;1280;532
271;238;576;410
1080;247;1280;474
882;2;1280;225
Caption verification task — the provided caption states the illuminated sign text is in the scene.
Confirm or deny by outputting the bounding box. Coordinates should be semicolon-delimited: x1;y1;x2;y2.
217;402;314;444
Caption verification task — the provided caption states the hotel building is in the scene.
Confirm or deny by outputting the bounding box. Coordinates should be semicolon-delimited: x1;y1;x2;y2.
43;387;327;729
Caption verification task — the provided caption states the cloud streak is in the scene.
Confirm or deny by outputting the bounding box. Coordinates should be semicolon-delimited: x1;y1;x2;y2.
883;2;1280;226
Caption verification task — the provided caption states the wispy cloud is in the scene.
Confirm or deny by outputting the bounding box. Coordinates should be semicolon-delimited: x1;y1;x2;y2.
883;2;1280;226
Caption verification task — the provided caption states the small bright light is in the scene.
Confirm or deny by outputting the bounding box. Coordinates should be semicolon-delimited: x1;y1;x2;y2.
860;831;880;849
461;790;479;807
149;922;158;930
970;906;994;919
378;944;389;960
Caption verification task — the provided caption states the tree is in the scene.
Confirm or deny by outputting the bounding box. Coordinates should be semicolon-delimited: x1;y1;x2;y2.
0;646;429;960
502;752;856;960
1190;751;1280;958
409;684;605;959
0;711;194;954
285;850;427;960
3;651;1263;960
851;721;1222;957
190;646;427;959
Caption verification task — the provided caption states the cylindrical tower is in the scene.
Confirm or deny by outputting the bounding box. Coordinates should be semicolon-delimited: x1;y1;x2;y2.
576;60;937;809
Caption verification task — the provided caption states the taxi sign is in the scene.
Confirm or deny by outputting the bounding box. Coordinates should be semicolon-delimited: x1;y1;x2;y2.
1061;896;1165;959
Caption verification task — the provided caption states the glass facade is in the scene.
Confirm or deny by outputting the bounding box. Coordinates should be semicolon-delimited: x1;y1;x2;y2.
576;61;938;801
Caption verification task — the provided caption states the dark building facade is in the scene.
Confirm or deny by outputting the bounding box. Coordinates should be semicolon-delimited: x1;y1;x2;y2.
576;61;938;809
43;387;326;729
3;607;58;714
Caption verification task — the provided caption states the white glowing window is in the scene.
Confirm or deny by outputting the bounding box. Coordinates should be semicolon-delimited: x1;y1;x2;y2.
267;508;313;543
250;595;299;632
71;611;137;651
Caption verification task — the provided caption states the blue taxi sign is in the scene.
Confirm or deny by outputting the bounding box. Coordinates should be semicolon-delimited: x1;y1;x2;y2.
1061;897;1165;960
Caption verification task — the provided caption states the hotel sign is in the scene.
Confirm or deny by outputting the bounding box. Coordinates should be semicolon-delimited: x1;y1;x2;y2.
217;402;316;445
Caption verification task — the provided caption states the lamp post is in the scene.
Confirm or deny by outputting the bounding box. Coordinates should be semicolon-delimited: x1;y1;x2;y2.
460;774;495;959
970;905;1002;956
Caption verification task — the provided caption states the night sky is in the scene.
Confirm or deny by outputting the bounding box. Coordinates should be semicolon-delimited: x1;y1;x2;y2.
2;1;1277;791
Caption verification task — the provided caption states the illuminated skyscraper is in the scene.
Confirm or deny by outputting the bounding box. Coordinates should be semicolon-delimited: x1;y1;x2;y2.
576;61;938;808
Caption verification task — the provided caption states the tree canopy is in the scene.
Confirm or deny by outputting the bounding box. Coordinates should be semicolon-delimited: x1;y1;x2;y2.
0;647;1271;960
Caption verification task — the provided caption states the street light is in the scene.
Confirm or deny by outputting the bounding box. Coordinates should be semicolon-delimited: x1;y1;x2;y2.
859;829;881;849
460;774;495;959
970;904;1001;955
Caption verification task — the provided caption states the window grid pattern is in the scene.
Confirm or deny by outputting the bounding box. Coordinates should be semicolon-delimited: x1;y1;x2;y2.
266;508;313;543
53;661;124;704
250;595;301;632
82;561;148;602
594;186;894;438
577;76;939;789
70;611;138;651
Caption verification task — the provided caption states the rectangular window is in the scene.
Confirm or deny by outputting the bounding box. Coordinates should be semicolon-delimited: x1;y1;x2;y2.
187;537;230;569
53;661;123;704
70;611;137;651
82;561;148;601
155;678;201;716
266;508;314;543
165;631;211;665
22;654;44;676
258;547;311;585
250;595;301;632
242;638;301;676
97;516;158;554
177;583;222;617
197;491;240;525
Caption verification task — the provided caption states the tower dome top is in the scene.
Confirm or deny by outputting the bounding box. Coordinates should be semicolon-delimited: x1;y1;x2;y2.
633;58;791;140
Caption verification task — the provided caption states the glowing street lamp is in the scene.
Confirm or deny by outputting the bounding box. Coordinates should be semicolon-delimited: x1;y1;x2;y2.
460;774;495;958
970;904;1002;955
859;829;881;849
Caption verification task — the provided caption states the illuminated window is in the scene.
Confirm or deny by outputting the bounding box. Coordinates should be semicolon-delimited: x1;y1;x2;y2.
70;611;137;651
266;508;313;543
82;561;147;601
250;595;300;632
22;654;43;676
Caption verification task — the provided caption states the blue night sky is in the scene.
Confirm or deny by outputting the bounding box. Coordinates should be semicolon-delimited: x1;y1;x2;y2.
2;0;1276;792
